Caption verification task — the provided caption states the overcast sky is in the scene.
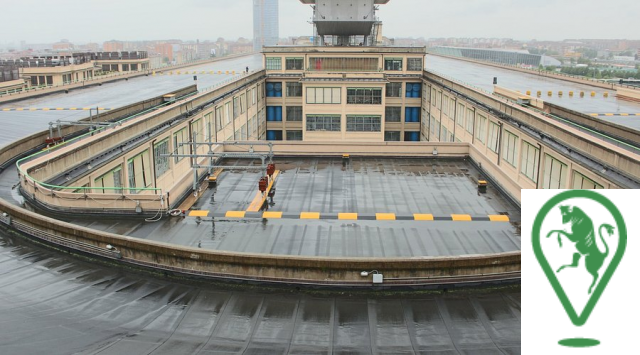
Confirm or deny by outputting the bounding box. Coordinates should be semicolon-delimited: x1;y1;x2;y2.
3;0;639;45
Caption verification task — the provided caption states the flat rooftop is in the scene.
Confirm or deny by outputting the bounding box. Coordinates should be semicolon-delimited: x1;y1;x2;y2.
62;157;521;258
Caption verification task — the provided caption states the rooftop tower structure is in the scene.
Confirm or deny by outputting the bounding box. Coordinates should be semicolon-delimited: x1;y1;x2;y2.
253;0;280;52
300;0;389;46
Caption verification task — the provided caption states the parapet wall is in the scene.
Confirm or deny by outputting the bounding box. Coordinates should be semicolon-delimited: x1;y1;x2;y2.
0;197;520;287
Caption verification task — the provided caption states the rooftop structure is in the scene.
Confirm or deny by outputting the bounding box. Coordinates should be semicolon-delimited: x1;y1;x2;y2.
429;46;562;67
302;0;389;46
253;0;280;51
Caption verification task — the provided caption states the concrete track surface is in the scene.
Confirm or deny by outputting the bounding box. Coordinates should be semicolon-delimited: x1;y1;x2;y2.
0;231;520;355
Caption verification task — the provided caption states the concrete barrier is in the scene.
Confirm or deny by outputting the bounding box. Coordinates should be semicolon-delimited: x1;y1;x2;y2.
0;198;520;287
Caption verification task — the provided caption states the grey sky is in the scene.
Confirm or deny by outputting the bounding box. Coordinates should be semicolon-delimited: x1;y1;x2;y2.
3;0;639;44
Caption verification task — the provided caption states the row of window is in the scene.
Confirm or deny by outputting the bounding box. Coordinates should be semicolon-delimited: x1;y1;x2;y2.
265;57;424;72
267;82;422;100
264;105;420;123
306;115;383;132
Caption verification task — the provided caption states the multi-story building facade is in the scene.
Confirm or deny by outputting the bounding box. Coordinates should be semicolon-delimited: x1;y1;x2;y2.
253;0;279;52
263;46;426;142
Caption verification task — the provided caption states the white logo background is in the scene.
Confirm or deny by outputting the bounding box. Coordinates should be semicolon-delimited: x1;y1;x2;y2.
522;190;637;353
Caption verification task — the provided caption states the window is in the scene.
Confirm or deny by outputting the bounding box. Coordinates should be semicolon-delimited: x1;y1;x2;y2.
225;102;231;125
122;64;129;71
502;130;518;167
306;87;341;104
266;57;281;70
233;97;240;118
252;88;257;105
346;116;382;132
127;150;151;194
385;107;401;122
286;130;303;141
385;131;401;141
309;57;378;71
543;154;568;189
521;141;540;183
442;126;449;142
487;122;500;153
285;58;303;70
384;58;403;71
449;98;455;118
430;115;436;135
431;88;436;106
405;83;421;98
215;106;223;131
456;103;464;126
154;138;170;178
46;76;53;85
94;165;123;194
173;128;189;163
204;113;213;141
572;171;604;189
475;114;487;143
407;58;423;71
286;82;302;97
240;93;246;114
386;82;402;97
130;63;138;71
465;108;474;133
191;119;203;144
436;91;442;109
405;107;421;123
267;82;282;97
286;106;302;121
347;88;382;105
443;95;449;117
306;115;341;131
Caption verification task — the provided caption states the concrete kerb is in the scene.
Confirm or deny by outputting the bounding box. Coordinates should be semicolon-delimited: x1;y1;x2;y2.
0;197;520;286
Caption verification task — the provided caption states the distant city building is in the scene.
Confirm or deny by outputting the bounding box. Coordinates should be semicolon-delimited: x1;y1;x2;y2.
253;0;279;51
103;41;124;52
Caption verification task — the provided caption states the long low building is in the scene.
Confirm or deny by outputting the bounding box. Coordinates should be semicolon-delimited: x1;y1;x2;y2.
428;46;562;67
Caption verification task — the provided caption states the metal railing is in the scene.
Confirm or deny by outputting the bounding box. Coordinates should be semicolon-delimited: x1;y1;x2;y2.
14;91;200;195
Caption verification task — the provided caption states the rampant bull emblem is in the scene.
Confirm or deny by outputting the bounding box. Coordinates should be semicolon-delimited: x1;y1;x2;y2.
546;205;615;294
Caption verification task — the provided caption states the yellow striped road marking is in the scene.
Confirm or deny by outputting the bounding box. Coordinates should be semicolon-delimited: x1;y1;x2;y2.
300;212;320;219
489;215;510;222
188;210;209;217
413;214;434;221
16;108;24;111
636;113;640;116
225;211;246;218
451;214;472;221
605;113;614;116
621;113;629;116
338;213;358;220
98;108;106;110
29;108;37;111
69;107;77;110
1;108;9;111
263;211;283;219
82;107;90;110
590;113;599;116
42;108;50;111
56;108;64;110
376;213;396;221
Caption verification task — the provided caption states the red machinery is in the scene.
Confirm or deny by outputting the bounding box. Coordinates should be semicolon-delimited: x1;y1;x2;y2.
258;176;269;192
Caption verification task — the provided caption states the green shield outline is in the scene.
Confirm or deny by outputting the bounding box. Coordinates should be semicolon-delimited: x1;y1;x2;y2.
532;190;627;326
